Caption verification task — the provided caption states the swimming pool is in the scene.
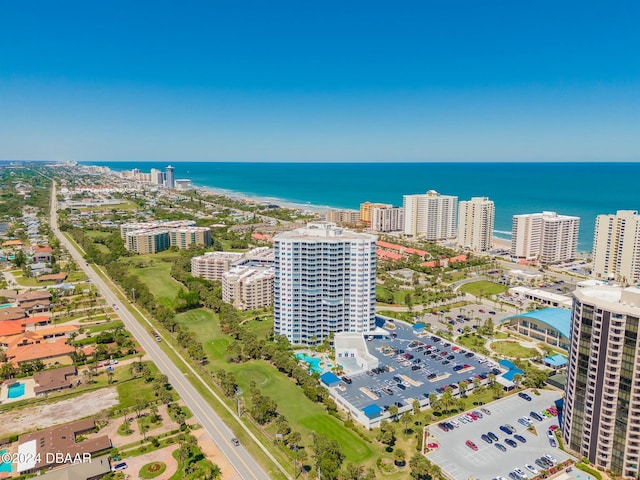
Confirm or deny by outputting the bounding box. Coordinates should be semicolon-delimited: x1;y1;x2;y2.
294;353;323;374
0;303;14;309
0;449;11;473
7;382;25;399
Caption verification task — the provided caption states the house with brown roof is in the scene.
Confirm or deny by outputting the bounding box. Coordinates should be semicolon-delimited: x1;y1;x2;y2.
19;298;51;315
17;419;112;474
17;290;51;304
37;273;67;284
0;306;26;321
33;365;78;396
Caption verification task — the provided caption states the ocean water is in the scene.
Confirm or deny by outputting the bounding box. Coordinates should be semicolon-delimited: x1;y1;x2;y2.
84;161;640;251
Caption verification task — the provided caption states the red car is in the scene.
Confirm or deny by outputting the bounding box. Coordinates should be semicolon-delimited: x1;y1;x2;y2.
549;424;560;431
465;440;478;451
479;309;486;313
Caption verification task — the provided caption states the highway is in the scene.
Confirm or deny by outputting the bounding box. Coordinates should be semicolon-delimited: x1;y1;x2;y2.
49;182;279;480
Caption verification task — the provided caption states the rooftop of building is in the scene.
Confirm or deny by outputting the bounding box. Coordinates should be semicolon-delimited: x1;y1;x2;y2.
575;285;640;309
502;307;572;340
18;418;112;471
275;222;377;241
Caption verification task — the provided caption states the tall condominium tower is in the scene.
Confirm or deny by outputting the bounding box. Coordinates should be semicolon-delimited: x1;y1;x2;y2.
371;206;404;233
402;190;458;240
273;222;377;346
511;211;579;263
564;286;640;478
165;165;175;188
457;197;495;252
360;201;392;225
593;210;640;284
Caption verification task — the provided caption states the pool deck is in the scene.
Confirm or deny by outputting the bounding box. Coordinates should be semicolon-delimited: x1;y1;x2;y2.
0;379;36;404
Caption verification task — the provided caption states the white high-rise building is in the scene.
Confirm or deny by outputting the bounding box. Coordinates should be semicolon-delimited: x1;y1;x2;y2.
402;190;457;240
371;206;404;233
511;212;579;263
150;168;165;185
457;197;495;252
273;222;377;346
564;286;640;477
593;210;640;284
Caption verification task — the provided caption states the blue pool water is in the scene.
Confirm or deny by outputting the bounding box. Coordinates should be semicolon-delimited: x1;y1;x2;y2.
0;449;11;473
0;304;14;309
7;382;25;399
294;353;323;374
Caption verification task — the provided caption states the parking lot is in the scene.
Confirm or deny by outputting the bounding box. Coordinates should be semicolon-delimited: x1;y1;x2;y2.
335;318;500;413
427;389;575;480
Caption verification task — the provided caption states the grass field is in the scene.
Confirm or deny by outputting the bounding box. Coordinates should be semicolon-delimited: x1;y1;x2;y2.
459;280;507;297
455;334;491;356
490;340;538;358
172;308;374;463
127;261;183;308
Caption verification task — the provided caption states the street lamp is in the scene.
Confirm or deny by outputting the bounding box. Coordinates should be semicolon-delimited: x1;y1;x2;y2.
131;287;136;303
235;387;243;417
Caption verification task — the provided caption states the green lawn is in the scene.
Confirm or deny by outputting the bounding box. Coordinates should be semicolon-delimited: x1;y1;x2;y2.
172;308;374;463
490;340;538;358
127;262;183;307
459;280;507;297
455;334;491;356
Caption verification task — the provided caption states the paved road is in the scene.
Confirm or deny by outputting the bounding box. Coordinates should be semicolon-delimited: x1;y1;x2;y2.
49;182;278;480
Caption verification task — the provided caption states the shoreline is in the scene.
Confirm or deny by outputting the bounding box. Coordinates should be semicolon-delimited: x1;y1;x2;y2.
193;185;593;253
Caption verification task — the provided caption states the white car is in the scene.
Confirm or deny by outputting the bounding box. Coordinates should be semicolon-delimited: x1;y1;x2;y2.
522;416;533;425
513;468;529;479
459;416;468;424
525;464;539;475
450;420;460;428
543;454;558;465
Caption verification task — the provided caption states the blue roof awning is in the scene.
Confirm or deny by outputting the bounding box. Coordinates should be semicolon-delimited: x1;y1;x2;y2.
362;404;383;418
320;372;341;386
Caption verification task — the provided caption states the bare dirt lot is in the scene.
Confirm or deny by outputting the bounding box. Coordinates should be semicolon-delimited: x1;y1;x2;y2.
0;388;119;437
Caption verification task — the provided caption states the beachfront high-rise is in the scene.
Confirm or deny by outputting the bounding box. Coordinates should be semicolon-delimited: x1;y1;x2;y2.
360;201;392;226
593;210;640;284
165;165;175;188
273;222;377;346
511;211;579;263
402;190;457;240
563;286;640;478
371;206;404;233
457;197;495;252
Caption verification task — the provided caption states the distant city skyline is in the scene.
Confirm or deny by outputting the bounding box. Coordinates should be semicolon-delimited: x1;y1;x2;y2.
1;1;638;162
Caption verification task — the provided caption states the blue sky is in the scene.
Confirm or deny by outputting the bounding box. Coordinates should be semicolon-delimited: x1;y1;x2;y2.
1;1;638;162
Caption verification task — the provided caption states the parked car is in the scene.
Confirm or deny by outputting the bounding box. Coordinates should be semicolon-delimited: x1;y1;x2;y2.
487;431;499;442
495;443;507;452
465;440;478;451
514;434;527;443
504;438;517;448
518;392;532;401
530;411;544;422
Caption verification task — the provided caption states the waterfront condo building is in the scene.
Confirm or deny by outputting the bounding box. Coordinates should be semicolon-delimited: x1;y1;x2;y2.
371;206;404;233
165;165;175;188
360;201;392;225
563;286;640;478
511;211;579;263
593;210;640;284
457;197;495;252
222;266;275;310
325;209;360;225
402;190;457;240
121;220;211;254
273;222;377;345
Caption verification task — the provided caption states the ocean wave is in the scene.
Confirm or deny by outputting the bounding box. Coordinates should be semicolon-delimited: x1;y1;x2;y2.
493;230;513;236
